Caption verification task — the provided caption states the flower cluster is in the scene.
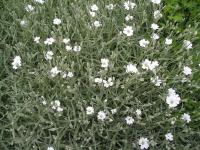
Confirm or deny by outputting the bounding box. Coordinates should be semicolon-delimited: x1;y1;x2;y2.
11;0;198;149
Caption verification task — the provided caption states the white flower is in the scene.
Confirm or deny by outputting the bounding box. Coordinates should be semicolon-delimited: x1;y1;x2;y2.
103;77;114;88
62;73;67;78
51;100;63;112
154;10;162;19
139;39;150;47
44;38;55;45
34;37;40;43
73;45;81;52
47;147;54;150
126;63;138;73
183;40;192;49
125;14;133;21
181;113;191;123
111;108;117;114
151;33;159;40
50;67;60;77
89;11;96;17
90;4;98;11
94;78;103;84
165;38;173;45
67;72;74;78
136;109;142;116
138;137;149;150
42;100;47;105
151;0;161;4
106;4;114;10
123;26;133;36
151;76;162;86
97;111;106;121
55;100;60;107
183;66;192;76
125;116;134;125
66;45;72;51
63;38;70;44
34;0;45;4
166;89;181;108
101;58;109;68
57;107;63;112
12;56;22;69
165;133;173;141
124;1;136;10
25;5;34;12
20;20;27;27
93;21;102;28
45;51;54;60
86;106;94;115
151;23;159;30
142;59;159;71
53;18;61;25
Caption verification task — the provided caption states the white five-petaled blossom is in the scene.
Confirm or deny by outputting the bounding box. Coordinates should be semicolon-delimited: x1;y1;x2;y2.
90;4;98;11
165;133;173;141
183;40;192;50
12;56;22;69
183;66;192;76
73;45;81;52
101;58;109;68
151;33;159;40
136;109;142;116
142;59;159;71
126;63;138;73
93;21;102;28
34;0;45;4
125;116;134;125
66;45;72;51
165;38;173;45
111;108;117;114
44;38;55;45
138;137;149;150
63;38;70;44
89;11;96;17
94;78;103;84
151;0;161;4
20;20;27;27
181;113;191;123
106;4;114;10
124;1;136;10
86;106;94;115
25;5;34;12
151;23;159;30
47;147;54;150
67;72;74;78
97;111;106;121
51;100;63;112
151;76;162;86
53;18;61;25
42;100;47;105
125;14;133;21
34;37;40;43
154;10;162;19
50;66;60;77
166;88;181;108
45;51;54;60
139;39;150;47
103;77;114;88
123;26;133;36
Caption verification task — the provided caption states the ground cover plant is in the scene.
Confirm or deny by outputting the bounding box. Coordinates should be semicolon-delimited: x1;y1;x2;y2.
0;0;200;149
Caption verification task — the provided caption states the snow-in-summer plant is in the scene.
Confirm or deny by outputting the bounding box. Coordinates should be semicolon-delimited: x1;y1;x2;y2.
3;0;200;149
